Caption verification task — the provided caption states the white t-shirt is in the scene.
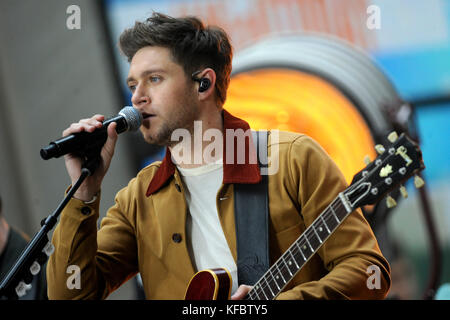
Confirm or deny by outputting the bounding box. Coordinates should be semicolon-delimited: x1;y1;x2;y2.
177;159;238;295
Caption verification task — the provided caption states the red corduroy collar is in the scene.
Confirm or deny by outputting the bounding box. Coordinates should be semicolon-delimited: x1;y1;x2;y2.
146;109;261;196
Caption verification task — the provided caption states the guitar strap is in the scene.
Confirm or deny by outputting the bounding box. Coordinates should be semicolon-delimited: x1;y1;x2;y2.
233;130;270;286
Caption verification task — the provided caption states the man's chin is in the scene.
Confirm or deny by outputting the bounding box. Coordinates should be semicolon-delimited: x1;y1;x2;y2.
141;132;171;147
142;135;161;146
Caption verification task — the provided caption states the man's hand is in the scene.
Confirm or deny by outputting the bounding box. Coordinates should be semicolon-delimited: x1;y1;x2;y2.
231;284;253;300
62;114;118;202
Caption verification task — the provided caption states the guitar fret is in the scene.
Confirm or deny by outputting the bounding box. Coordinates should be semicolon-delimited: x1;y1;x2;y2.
289;249;300;269
312;224;323;244
260;285;269;299
275;262;287;284
264;277;275;298
295;241;307;261
320;214;331;234
305;236;314;252
283;258;293;277
254;282;267;300
247;195;356;301
315;220;330;244
330;205;340;223
270;269;281;291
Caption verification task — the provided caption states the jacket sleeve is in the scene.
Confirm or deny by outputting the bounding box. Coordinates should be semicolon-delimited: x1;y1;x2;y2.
46;182;139;300
276;135;391;300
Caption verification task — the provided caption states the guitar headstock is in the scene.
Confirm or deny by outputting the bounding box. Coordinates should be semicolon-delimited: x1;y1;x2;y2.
345;131;425;209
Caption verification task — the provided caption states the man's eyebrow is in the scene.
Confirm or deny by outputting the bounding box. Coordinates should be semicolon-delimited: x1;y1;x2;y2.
126;69;166;83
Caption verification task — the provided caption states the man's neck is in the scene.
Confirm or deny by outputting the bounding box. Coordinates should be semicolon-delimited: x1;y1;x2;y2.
169;108;224;169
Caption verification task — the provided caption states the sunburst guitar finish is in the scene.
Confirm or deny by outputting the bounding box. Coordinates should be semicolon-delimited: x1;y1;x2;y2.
185;268;232;300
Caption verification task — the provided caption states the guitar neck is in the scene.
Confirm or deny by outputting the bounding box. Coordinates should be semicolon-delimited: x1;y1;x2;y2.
245;193;352;300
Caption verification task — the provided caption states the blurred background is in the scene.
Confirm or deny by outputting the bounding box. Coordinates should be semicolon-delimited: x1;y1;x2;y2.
0;0;448;299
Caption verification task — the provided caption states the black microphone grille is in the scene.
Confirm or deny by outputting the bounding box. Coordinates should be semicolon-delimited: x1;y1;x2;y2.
119;106;142;132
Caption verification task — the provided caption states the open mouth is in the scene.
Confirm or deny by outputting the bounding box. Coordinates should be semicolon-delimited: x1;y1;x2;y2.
142;113;155;120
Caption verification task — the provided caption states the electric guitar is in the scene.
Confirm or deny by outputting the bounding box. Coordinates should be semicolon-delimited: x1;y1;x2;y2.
184;131;425;300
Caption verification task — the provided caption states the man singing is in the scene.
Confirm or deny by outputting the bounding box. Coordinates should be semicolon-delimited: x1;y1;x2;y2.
47;12;390;299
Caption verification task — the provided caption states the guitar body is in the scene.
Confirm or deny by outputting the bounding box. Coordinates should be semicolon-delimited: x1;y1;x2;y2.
185;268;232;300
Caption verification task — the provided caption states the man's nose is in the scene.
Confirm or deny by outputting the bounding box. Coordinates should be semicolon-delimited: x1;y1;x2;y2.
131;85;150;107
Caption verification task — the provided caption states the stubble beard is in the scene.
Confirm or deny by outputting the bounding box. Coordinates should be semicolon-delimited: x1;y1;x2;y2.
142;95;199;147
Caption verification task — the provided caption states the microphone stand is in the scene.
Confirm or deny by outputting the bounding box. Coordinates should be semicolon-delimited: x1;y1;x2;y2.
0;154;101;299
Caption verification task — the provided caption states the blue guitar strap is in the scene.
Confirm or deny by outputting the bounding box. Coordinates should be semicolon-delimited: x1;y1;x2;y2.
234;130;270;286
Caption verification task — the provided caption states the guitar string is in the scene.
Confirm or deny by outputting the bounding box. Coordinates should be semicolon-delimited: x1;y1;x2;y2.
246;200;347;300
246;202;343;300
248;151;402;299
247;200;345;300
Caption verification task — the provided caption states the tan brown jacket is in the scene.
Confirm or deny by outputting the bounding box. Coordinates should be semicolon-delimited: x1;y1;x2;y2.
47;110;391;299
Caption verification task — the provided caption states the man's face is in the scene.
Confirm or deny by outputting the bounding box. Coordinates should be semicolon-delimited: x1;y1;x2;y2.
127;46;199;146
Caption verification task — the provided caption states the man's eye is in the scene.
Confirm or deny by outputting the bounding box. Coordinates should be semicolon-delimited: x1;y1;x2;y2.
129;85;136;92
150;76;161;83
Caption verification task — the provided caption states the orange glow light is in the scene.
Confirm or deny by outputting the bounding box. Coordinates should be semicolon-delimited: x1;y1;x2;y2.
224;68;376;184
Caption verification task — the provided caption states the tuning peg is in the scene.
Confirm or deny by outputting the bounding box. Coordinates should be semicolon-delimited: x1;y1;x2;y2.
15;281;32;298
414;175;425;188
375;144;385;154
387;131;398;143
364;155;371;165
43;242;55;256
15;281;28;298
386;195;397;208
30;261;41;275
399;185;408;199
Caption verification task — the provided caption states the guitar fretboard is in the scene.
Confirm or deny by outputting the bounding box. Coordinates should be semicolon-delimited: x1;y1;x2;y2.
245;195;351;300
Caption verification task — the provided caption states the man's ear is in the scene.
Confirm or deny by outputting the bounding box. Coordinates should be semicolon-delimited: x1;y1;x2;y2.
194;68;216;98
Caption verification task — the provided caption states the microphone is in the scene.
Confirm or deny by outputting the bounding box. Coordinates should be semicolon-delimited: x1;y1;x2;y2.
40;106;142;160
